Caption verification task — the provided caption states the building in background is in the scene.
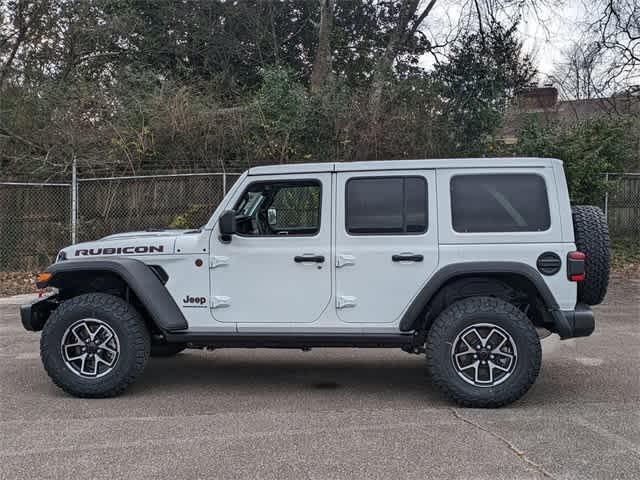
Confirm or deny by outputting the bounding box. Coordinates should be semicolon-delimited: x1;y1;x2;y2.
498;85;640;146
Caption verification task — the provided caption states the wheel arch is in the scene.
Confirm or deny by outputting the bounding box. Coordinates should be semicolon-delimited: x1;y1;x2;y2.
399;262;561;333
39;258;187;332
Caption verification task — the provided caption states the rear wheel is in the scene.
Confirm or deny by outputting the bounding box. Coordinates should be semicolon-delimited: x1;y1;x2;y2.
40;293;150;398
425;296;541;408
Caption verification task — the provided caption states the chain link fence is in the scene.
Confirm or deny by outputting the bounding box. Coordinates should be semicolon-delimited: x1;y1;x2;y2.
605;173;640;242
0;182;71;271
1;172;639;272
1;173;240;271
76;173;240;242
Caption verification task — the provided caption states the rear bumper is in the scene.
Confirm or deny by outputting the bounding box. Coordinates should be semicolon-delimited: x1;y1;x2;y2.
552;303;595;339
20;296;58;332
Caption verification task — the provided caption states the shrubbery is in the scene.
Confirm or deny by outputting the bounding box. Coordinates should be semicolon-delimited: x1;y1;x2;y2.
512;117;637;204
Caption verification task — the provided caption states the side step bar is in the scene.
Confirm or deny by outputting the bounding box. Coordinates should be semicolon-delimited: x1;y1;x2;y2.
163;332;416;349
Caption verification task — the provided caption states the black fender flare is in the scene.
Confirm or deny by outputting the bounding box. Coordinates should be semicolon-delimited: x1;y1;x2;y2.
399;261;564;332
43;258;188;332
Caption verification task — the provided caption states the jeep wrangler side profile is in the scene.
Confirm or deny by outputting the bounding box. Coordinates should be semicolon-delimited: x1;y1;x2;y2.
21;158;610;407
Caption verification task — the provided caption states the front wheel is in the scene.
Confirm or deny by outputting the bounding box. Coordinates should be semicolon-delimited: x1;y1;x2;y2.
425;296;541;408
40;293;150;398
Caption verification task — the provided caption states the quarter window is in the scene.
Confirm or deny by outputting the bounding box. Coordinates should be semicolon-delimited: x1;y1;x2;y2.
234;180;321;236
346;177;428;234
450;174;550;233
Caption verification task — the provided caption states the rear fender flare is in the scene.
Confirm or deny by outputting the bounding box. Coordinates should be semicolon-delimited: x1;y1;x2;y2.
399;262;562;332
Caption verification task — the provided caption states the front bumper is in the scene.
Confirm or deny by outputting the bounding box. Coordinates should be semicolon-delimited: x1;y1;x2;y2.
20;296;58;332
552;303;595;339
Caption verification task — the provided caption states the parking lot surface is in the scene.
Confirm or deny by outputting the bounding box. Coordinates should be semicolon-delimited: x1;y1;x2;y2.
1;276;639;480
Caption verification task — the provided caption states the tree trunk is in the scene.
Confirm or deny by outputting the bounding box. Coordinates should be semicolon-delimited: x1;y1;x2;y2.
269;2;280;65
310;0;335;93
362;0;437;160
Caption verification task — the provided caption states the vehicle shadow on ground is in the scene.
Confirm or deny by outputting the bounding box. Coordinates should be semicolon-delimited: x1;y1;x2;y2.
131;349;600;407
136;350;447;400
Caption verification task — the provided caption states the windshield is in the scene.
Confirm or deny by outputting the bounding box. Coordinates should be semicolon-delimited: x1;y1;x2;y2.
236;191;264;217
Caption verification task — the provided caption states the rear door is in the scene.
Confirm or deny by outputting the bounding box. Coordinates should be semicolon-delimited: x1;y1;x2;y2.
334;170;438;323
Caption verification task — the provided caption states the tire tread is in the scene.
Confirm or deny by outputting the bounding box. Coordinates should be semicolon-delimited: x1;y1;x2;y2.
572;205;610;305
40;293;150;398
425;296;541;408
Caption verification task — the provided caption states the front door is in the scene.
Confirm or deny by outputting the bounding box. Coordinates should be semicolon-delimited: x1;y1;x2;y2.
209;173;332;324
334;170;438;323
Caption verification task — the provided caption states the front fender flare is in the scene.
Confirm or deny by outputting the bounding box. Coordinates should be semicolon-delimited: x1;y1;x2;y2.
44;258;188;332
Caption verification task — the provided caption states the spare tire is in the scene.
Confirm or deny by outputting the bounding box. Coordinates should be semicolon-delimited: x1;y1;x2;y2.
572;205;610;305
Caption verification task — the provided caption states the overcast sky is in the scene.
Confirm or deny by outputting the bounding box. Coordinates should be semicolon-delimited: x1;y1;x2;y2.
519;0;584;79
425;0;589;82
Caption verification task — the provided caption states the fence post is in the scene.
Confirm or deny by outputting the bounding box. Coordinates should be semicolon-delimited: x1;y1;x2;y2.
604;172;609;219
71;155;78;244
222;172;227;195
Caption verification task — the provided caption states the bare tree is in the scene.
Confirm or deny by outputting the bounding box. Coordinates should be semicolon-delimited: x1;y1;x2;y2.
369;0;438;118
551;43;602;100
310;0;335;92
584;0;639;94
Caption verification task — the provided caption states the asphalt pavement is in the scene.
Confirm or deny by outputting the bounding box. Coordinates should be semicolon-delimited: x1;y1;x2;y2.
1;276;638;480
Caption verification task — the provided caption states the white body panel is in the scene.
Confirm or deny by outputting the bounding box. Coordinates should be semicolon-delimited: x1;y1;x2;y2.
437;245;577;310
209;173;333;324
56;157;578;333
334;170;439;323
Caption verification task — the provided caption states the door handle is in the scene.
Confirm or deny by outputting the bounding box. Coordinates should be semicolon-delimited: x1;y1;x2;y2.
294;255;325;263
392;254;424;262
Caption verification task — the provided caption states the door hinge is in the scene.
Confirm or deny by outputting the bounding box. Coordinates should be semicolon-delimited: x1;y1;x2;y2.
210;256;230;269
336;254;356;268
336;295;357;309
211;296;231;308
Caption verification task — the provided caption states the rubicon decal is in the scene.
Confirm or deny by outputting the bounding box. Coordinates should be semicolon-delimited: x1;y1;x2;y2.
75;245;164;256
182;295;207;308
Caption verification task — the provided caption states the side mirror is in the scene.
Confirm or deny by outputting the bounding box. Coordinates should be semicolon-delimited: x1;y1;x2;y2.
267;207;277;226
219;210;236;242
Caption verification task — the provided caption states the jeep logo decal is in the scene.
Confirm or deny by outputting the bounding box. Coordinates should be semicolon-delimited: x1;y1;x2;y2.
182;295;207;307
74;245;164;256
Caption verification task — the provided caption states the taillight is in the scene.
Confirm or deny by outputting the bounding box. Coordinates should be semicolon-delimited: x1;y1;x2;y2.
567;251;586;282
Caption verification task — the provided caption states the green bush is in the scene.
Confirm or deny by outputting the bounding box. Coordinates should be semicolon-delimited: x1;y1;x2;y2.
514;117;634;205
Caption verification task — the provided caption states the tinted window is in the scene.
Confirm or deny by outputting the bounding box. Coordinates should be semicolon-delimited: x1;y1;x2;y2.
234;181;321;236
346;177;427;234
450;174;550;233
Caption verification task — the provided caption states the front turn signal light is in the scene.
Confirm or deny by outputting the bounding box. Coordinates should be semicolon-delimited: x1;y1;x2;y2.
36;272;52;287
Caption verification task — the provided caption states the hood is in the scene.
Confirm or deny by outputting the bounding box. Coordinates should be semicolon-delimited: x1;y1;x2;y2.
101;229;199;240
58;229;201;261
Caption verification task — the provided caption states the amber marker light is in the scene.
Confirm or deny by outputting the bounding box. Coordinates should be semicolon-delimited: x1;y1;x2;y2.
35;272;52;289
36;272;52;283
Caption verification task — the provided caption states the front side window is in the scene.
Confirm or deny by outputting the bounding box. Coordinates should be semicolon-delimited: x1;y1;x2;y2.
234;180;321;236
450;174;551;233
346;176;428;235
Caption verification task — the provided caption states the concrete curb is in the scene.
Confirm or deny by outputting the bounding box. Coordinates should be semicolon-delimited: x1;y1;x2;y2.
0;293;38;305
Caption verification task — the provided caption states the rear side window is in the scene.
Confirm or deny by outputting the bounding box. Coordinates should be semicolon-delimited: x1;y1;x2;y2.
346;176;428;234
450;174;550;233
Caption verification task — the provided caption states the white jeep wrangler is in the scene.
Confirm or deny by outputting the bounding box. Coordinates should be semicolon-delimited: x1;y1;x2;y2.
22;158;610;407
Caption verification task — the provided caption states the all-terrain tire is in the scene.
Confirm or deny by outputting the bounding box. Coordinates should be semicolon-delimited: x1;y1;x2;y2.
425;296;541;408
572;205;610;305
40;293;150;398
150;343;186;357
